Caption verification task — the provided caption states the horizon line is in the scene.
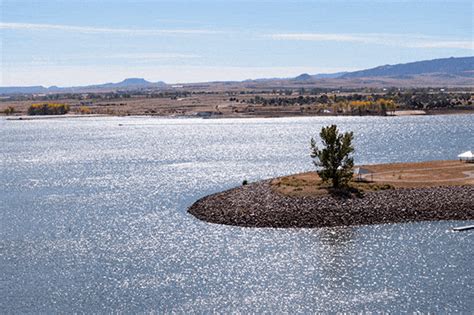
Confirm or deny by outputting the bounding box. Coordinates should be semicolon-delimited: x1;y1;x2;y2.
1;55;472;88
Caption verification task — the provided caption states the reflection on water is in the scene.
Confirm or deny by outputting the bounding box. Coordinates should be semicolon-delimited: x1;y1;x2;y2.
320;226;356;247
0;115;473;312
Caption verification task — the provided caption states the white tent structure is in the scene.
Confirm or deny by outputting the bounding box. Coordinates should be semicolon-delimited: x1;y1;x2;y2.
354;167;372;181
458;151;474;162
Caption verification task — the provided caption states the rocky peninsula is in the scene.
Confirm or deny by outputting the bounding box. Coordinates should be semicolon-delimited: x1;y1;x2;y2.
188;160;474;228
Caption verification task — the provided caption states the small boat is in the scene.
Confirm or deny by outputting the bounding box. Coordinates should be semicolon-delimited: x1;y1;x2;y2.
452;225;474;231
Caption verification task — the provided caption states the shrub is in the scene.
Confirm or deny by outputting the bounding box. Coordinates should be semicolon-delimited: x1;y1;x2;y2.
242;180;248;185
28;103;70;115
3;106;15;115
79;106;92;114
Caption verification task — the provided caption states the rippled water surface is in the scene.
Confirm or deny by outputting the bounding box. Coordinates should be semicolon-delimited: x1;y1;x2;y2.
1;115;473;312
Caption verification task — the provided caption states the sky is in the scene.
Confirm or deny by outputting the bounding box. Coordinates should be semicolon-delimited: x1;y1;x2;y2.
1;0;473;87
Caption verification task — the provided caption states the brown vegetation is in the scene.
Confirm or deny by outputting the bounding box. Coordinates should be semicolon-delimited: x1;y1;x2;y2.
272;160;474;197
1;89;472;118
27;103;70;115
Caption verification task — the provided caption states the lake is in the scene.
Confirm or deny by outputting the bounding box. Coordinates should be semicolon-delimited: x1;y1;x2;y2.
1;114;473;312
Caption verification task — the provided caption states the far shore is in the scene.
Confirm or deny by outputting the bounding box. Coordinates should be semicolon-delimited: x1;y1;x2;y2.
3;114;107;120
188;160;474;228
2;109;474;120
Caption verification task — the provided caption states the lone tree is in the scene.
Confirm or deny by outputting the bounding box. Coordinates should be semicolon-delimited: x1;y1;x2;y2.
310;125;355;188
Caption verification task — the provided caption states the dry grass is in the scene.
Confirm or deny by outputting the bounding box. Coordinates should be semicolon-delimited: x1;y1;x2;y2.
1;93;314;117
362;160;474;187
272;160;474;197
2;90;473;118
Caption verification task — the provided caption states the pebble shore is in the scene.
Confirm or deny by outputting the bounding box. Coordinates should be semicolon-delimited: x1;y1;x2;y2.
188;181;474;228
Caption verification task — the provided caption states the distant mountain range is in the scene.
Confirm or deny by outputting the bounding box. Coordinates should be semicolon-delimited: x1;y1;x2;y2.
88;78;167;89
293;72;348;81
0;78;167;95
1;56;473;94
290;56;473;81
244;56;474;88
341;56;473;78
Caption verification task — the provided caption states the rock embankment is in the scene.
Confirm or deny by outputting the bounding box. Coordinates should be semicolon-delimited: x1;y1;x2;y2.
188;181;474;228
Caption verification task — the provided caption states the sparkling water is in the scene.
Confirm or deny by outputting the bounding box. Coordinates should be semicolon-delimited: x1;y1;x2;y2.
1;115;473;312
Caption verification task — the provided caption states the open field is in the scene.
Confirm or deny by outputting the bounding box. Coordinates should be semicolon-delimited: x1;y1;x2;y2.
272;160;474;197
1;89;473;118
1;93;330;117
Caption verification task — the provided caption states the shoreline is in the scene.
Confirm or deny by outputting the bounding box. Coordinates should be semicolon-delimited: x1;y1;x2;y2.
188;160;474;228
188;181;474;228
2;109;474;120
3;114;107;120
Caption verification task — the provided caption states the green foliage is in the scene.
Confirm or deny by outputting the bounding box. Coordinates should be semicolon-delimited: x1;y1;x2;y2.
242;179;248;186
27;103;70;115
310;125;355;188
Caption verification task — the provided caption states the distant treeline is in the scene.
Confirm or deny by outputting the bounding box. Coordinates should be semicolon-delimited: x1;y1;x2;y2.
237;91;472;112
3;90;217;102
394;91;471;109
2;88;472;116
27;103;70;115
3;86;471;103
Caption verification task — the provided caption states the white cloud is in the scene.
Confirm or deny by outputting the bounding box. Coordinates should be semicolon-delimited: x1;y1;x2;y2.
270;33;473;50
2;22;470;50
2;53;202;67
0;22;220;35
107;53;200;59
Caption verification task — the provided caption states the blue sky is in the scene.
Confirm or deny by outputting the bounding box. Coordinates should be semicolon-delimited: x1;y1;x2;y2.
1;0;472;86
